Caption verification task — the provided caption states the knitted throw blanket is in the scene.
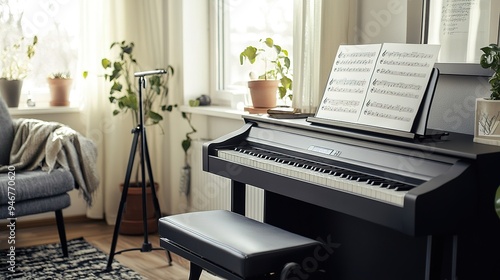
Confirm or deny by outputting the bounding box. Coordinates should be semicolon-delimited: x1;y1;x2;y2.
0;118;99;206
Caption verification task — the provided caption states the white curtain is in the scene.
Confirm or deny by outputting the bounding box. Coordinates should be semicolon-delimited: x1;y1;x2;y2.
79;0;171;224
293;0;357;113
292;0;322;114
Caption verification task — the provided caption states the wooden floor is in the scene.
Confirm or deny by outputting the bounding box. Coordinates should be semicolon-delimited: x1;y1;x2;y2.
1;218;220;280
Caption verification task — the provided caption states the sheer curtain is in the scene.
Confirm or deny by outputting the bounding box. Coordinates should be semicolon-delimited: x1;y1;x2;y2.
293;0;357;113
79;0;170;224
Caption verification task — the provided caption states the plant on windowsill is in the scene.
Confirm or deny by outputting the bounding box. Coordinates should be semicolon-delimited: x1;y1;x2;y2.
239;37;292;109
474;43;500;146
47;72;73;106
0;36;38;108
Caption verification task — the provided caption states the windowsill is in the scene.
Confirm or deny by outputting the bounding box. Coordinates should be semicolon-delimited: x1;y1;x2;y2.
180;105;250;120
8;103;82;116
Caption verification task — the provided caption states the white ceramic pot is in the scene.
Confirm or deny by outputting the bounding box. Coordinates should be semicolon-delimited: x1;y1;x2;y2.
474;97;500;145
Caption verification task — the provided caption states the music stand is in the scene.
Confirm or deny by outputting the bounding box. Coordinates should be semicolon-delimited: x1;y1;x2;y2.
106;69;172;271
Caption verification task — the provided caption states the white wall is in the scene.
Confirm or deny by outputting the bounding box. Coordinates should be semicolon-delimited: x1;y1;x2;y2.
355;0;408;44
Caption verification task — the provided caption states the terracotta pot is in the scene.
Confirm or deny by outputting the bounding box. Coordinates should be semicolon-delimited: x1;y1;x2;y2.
0;79;23;108
248;80;278;108
48;78;72;106
119;182;159;235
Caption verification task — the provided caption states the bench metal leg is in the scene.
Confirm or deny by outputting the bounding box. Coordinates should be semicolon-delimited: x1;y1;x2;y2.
55;209;68;257
189;263;203;280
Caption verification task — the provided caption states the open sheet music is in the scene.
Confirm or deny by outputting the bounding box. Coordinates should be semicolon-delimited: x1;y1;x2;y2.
316;43;440;132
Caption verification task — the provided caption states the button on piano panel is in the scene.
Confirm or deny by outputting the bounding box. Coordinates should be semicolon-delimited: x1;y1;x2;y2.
218;146;415;207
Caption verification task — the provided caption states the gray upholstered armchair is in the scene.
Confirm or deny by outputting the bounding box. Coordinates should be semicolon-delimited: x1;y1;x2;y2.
0;96;98;257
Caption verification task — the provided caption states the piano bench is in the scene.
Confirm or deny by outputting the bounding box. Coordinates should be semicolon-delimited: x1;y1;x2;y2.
159;210;324;280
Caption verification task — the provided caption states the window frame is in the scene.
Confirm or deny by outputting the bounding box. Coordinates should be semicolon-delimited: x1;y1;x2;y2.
208;0;296;108
0;0;81;108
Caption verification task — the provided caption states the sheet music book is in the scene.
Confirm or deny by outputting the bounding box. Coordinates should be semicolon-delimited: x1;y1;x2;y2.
315;43;440;132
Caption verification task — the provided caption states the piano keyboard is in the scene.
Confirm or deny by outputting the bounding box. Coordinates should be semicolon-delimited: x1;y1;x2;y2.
218;146;416;207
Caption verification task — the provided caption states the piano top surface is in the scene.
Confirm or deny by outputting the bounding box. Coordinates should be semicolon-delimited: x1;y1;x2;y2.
243;114;500;161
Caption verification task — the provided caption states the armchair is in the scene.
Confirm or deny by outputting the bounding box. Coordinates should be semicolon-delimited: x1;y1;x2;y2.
0;96;98;257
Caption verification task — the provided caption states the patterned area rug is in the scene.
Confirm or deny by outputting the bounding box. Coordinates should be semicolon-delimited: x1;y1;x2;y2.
1;237;145;279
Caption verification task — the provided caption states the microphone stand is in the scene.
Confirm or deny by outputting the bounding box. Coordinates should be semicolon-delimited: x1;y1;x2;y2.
106;69;172;271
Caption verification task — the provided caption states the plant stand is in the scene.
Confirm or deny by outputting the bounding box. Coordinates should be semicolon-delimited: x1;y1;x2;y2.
106;70;172;271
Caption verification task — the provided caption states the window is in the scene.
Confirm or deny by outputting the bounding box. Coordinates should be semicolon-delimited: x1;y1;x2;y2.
426;0;493;63
212;0;294;107
0;0;80;106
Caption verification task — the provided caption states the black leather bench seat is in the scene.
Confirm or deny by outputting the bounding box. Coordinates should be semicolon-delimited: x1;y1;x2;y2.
159;210;322;279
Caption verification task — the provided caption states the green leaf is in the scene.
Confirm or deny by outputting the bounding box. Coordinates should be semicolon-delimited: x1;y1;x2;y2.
264;38;274;48
274;44;282;54
280;76;292;90
240;46;258;64
101;58;111;69
110;68;122;81
110;82;122;93
113;61;123;71
189;99;200;107
284;57;290;69
128;94;138;110
122;42;134;54
162;105;174;112
182;139;191;153
278;86;287;99
148;111;163;123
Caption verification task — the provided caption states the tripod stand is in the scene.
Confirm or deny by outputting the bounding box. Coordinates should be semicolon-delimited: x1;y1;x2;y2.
106;70;172;271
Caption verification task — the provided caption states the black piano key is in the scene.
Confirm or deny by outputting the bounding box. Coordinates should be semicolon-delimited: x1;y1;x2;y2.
278;158;295;165
384;183;397;189
367;179;385;185
353;175;370;182
293;160;307;167
394;184;414;191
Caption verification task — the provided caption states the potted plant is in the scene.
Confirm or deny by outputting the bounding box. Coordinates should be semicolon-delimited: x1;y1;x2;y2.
0;36;38;107
47;72;72;106
475;43;500;145
239;37;292;108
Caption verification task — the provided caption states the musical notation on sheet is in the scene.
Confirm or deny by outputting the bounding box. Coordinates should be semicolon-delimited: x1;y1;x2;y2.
316;43;440;132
